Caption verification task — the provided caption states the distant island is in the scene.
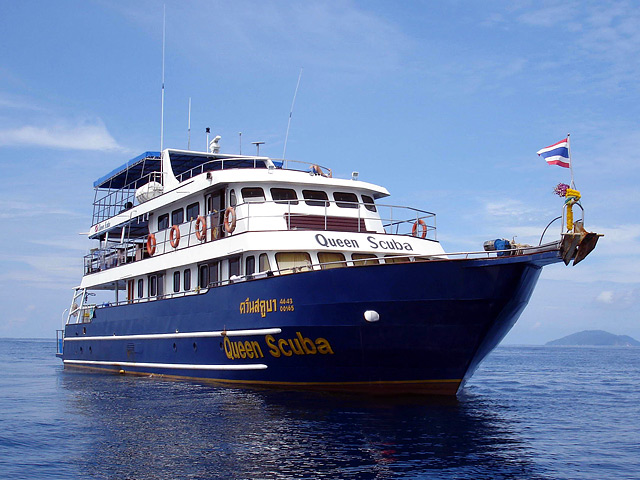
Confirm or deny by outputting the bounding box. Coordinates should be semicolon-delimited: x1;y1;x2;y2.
546;330;640;346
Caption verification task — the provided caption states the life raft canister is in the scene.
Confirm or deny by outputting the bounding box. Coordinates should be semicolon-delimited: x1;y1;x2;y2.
146;233;157;256
195;216;207;241
224;207;236;234
412;219;427;239
169;225;180;248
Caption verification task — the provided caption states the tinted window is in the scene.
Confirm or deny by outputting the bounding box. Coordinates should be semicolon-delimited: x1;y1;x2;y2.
333;192;358;208
302;190;328;207
241;187;265;203
199;264;209;288
149;275;157;296
246;256;255;276
172;208;184;225
229;256;241;278
137;279;144;298
157;213;169;231
183;269;191;291
173;271;180;293
271;188;299;205
361;195;377;212
186;202;200;220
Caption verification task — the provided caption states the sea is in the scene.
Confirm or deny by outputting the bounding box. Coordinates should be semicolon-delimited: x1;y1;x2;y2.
0;339;638;480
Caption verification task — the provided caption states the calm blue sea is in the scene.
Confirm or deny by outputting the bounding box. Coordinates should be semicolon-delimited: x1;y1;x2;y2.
0;339;638;480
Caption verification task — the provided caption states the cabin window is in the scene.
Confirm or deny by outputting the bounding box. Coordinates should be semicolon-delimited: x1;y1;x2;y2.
229;256;241;278
241;187;265;203
384;255;407;264
302;190;328;207
172;208;184;226
173;271;180;293
137;279;144;298
246;256;256;276
230;189;237;208
259;253;271;272
157;274;164;297
352;253;380;266
318;252;347;269
199;262;218;288
148;274;163;297
271;188;299;205
333;192;358;209
157;213;169;231
275;252;312;274
183;269;191;291
186;202;200;221
361;195;377;212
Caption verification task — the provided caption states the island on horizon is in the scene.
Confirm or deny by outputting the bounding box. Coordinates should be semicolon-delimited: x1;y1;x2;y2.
546;330;640;346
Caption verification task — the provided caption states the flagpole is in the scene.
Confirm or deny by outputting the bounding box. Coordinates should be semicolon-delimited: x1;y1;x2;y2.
567;133;575;188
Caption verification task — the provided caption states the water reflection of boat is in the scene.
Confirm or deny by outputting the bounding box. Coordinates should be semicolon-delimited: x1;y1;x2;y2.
56;143;599;395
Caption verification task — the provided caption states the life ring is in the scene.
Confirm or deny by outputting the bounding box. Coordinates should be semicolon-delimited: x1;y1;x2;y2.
412;219;427;239
169;225;180;248
224;207;236;233
195;216;207;241
146;233;157;255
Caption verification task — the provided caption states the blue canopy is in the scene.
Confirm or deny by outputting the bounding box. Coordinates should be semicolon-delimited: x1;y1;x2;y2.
93;151;161;189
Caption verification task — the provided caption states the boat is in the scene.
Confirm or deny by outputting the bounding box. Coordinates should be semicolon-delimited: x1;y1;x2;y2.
55;143;600;395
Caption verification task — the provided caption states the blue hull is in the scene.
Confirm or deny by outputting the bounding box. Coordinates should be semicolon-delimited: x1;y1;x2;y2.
62;250;560;395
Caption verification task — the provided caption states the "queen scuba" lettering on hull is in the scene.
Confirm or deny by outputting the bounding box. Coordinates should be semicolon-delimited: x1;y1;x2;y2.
314;233;414;252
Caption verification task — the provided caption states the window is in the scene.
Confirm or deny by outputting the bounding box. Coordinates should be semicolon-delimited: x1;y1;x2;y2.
157;213;169;231
198;262;218;288
172;208;184;226
183;269;191;291
229;256;241;278
318;252;346;269
259;253;271;272
384;256;407;264
271;188;298;205
302;190;328;207
352;253;380;266
137;279;144;298
275;252;312;274
149;275;157;296
157;274;164;297
333;192;358;209
173;271;180;293
230;189;237;208
186;202;200;221
361;195;377;212
241;187;265;203
246;256;255;276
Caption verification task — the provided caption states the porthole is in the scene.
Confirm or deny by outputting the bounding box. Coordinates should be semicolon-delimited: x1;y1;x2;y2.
80;347;83;354
193;342;197;352
89;346;92;354
173;342;177;352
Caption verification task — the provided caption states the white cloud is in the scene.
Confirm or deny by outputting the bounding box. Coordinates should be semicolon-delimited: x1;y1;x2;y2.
0;120;124;151
596;290;614;304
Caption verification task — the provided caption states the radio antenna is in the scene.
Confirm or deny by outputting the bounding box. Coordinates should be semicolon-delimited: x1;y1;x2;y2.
187;97;191;150
160;5;166;154
282;68;303;159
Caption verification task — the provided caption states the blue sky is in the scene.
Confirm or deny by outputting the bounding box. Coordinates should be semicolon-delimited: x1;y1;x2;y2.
1;0;638;343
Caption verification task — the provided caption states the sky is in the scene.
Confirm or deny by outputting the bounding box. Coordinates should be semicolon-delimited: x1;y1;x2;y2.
0;0;639;344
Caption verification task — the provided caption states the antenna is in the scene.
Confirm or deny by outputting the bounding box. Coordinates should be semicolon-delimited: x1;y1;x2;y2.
160;5;166;154
252;141;265;156
187;97;191;150
282;68;303;159
239;132;242;154
206;127;210;152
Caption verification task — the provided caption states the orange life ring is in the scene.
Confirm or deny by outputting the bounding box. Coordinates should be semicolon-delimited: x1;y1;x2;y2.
146;233;156;256
169;225;180;248
224;207;236;233
195;216;207;241
412;219;427;239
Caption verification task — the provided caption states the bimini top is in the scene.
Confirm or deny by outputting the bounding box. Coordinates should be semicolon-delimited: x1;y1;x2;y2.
93;151;161;189
93;150;285;190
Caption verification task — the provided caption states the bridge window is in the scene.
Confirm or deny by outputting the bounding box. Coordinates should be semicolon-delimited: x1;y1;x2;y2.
318;252;346;269
259;253;271;272
172;208;184;225
246;256;255;276
157;213;169;231
361;195;377;212
186;202;200;221
271;188;299;205
302;190;328;207
333;192;358;209
241;187;265;203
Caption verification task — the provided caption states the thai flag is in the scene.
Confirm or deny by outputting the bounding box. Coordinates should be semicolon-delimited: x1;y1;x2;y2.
537;138;570;168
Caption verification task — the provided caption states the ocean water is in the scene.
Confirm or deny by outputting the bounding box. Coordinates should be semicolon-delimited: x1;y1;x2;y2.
0;340;638;480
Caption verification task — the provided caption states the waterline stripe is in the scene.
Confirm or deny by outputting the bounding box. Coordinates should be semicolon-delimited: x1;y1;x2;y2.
64;360;267;370
64;327;281;342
